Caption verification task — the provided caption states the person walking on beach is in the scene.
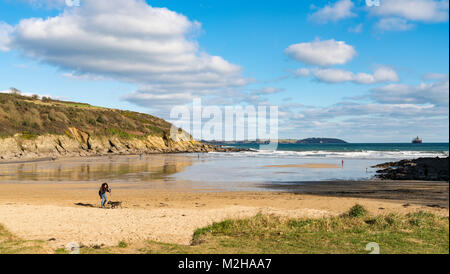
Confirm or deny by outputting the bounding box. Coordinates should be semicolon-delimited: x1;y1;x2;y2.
341;159;344;168
99;183;111;208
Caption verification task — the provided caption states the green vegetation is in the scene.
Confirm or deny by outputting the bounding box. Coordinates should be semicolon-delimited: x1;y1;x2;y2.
4;206;446;254
182;211;449;254
347;204;368;218
0;224;49;254
0;92;174;139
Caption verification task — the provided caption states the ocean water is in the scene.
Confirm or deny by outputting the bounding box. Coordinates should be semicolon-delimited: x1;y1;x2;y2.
213;143;449;159
169;143;449;189
1;143;447;192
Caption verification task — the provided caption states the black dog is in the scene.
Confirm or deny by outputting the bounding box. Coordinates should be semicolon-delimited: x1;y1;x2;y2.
107;201;122;209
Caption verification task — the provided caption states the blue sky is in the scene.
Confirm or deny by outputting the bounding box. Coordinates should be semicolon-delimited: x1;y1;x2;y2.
0;0;448;142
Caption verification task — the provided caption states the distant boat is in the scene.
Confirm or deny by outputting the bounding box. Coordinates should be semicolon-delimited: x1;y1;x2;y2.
412;136;423;144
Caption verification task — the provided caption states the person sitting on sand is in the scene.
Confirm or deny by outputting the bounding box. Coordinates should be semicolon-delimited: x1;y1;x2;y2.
99;183;111;208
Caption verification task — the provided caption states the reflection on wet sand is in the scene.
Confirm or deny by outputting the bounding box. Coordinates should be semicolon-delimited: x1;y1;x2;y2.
0;155;194;182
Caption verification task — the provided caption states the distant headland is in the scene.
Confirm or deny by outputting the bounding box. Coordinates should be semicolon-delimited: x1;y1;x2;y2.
203;138;348;145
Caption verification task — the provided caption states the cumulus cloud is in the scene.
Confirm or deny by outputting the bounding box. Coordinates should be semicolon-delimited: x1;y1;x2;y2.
17;0;67;9
122;88;197;107
293;68;311;77
312;67;399;84
279;99;448;142
370;0;449;23
313;68;354;83
370;77;449;106
309;0;357;23
5;0;250;112
0;22;13;51
285;39;357;67
277;74;449;141
375;18;415;31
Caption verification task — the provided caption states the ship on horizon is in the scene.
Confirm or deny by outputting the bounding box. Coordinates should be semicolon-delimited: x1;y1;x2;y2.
412;136;423;144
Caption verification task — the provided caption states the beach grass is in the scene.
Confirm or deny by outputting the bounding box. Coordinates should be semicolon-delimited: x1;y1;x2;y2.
47;207;449;255
0;224;50;254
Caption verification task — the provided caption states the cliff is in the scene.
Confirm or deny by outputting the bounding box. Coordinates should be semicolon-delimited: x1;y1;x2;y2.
0;93;234;161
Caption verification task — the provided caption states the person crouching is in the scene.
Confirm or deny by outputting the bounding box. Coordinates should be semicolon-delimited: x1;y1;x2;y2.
99;183;111;208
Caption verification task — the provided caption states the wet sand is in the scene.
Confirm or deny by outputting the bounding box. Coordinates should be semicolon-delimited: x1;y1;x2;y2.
263;180;449;208
265;163;340;168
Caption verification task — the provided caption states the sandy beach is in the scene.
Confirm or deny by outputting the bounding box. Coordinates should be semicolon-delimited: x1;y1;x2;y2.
0;154;448;251
0;181;448;250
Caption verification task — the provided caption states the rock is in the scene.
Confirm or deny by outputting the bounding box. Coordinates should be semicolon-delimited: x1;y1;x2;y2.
372;157;449;181
0;128;247;161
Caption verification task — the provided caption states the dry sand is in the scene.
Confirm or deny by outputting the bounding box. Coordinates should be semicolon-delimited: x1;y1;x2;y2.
0;182;447;249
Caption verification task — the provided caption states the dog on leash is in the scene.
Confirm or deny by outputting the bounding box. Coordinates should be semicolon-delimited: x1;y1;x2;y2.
107;201;122;209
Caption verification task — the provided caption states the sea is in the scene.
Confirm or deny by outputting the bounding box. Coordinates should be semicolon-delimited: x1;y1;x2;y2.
170;143;449;189
1;143;448;191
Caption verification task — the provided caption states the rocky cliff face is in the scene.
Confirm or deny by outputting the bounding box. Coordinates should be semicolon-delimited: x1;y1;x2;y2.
0;127;233;161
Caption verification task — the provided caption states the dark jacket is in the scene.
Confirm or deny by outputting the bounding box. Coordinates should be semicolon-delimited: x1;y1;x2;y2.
99;183;111;197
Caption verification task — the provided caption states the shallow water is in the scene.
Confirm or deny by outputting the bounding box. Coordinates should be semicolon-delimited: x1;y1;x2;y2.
0;143;448;191
0;155;193;183
1;147;447;191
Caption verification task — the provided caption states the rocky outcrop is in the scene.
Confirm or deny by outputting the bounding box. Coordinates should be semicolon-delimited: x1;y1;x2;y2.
372;157;449;181
0;128;241;161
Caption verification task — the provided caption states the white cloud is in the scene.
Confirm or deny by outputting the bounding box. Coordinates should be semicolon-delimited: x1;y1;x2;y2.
370;0;449;23
312;67;399;84
17;0;67;9
0;22;13;51
6;0;250;111
375;18;415;31
252;87;284;95
280;99;448;142
348;23;363;33
423;73;448;80
122;88;196;107
285;39;357;67
309;0;357;23
370;77;449;105
313;68;354;83
293;68;310;77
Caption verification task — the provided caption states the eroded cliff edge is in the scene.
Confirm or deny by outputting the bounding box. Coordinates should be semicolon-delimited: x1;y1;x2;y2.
0;128;232;161
0;93;236;161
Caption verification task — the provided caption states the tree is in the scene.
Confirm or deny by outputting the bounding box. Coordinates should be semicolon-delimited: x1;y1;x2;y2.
9;87;21;95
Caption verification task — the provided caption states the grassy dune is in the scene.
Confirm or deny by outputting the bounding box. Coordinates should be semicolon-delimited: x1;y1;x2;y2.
0;93;172;139
3;206;440;254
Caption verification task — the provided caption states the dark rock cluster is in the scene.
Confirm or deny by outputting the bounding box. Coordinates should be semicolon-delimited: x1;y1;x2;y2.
373;157;449;181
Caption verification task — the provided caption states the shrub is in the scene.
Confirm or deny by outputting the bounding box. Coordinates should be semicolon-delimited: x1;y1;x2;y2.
96;116;105;123
347;204;368;218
